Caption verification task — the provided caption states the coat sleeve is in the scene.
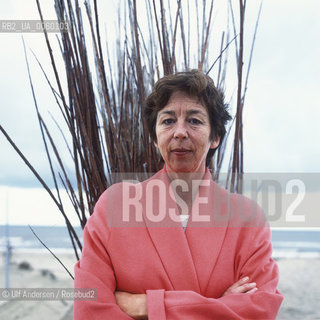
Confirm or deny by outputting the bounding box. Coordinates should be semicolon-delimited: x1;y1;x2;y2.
146;222;283;320
73;189;132;320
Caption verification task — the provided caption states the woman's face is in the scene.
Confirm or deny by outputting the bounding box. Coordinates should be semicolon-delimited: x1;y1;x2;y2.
155;91;219;174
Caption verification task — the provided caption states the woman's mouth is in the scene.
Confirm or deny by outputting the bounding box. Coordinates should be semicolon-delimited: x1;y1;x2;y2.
171;149;192;156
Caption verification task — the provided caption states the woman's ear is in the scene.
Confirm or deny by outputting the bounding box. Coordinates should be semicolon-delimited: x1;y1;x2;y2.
210;137;220;149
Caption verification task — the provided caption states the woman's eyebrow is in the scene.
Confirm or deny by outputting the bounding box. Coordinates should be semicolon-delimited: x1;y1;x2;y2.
158;110;176;117
186;109;207;117
158;109;207;117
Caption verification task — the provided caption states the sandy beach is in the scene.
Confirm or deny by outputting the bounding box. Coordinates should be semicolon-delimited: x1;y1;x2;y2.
0;251;319;319
0;250;75;320
276;258;320;320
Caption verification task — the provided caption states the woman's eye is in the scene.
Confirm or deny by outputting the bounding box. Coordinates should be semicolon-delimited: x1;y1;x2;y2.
189;118;202;125
162;118;175;125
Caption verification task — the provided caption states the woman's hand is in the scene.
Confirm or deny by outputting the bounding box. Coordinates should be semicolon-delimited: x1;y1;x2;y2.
222;276;257;297
115;291;148;319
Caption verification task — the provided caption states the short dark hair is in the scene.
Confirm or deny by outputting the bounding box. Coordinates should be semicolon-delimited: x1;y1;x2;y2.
144;69;232;165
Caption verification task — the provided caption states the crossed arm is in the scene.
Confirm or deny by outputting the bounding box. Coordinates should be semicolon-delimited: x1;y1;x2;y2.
115;277;258;319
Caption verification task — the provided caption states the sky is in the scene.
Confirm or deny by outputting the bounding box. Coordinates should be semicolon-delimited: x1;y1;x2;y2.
0;0;319;225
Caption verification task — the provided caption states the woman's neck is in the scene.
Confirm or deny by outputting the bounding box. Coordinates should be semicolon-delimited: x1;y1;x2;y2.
166;170;206;215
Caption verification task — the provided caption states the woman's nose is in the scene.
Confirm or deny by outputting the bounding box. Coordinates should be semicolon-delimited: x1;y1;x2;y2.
173;122;188;139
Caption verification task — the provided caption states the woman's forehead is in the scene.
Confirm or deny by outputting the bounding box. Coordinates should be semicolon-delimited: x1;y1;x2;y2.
160;94;208;115
167;91;201;103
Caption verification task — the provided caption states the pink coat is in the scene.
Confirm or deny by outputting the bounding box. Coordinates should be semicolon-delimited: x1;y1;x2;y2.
74;168;283;319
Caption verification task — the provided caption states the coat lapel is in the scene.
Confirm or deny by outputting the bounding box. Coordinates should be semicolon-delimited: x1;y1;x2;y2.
185;170;229;295
142;169;201;292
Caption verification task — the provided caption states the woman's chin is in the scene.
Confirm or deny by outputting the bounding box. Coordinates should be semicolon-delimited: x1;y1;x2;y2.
166;163;203;174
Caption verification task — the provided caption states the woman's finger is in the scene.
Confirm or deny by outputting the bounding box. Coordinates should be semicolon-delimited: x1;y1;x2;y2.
233;282;256;294
227;276;250;290
222;277;257;296
246;287;258;294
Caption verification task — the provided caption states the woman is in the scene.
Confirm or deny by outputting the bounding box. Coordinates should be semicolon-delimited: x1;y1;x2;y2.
74;70;283;319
